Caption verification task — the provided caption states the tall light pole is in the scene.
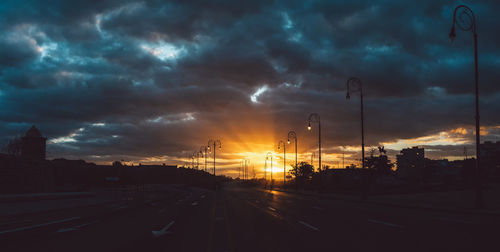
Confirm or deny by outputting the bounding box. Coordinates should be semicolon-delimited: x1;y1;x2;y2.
278;140;286;188
200;146;208;172
307;113;321;171
207;139;221;176
266;152;273;188
346;77;365;170
244;159;250;180
264;156;267;188
288;131;298;188
240;160;243;179
194;151;200;170
287;131;298;169
449;5;483;208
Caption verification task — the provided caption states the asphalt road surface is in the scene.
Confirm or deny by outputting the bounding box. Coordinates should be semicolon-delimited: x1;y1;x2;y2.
1;183;498;251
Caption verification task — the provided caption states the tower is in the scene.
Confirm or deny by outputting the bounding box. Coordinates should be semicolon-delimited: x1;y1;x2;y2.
21;125;46;160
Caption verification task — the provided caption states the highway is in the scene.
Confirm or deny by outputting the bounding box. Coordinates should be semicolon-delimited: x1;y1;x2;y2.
1;183;498;251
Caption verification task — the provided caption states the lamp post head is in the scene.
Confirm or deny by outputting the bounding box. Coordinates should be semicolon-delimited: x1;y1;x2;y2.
307;124;311;131
287;139;290;144
449;25;456;43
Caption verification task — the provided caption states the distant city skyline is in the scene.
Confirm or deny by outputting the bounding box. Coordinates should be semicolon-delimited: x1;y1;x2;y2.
1;1;500;178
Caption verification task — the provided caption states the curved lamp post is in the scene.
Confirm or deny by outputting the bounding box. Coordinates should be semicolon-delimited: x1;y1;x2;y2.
207;139;221;176
263;157;267;188
240;160;243;179
200;146;208;172
194;151;200;170
287;131;298;170
449;5;483;208
307;113;321;171
287;131;298;189
346;77;365;170
278;140;286;187
244;159;250;180
266;152;273;188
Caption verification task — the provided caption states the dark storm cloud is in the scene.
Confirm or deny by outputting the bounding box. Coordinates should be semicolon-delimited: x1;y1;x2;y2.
1;0;499;164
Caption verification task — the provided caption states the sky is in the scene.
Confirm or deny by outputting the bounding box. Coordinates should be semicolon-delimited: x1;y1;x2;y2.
1;0;499;178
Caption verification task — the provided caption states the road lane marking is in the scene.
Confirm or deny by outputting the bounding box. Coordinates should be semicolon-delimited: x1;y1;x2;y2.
368;219;402;228
56;220;100;233
298;221;320;231
0;217;81;235
152;221;175;238
192;201;199;206
201;195;206;198
312;206;324;211
268;207;277;212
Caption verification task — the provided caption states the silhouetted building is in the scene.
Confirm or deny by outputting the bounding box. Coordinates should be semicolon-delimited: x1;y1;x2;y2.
21;125;46;160
480;141;500;179
396;147;425;182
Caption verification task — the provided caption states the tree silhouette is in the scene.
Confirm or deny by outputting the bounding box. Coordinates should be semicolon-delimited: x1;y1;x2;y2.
289;161;314;181
6;137;22;156
365;146;393;175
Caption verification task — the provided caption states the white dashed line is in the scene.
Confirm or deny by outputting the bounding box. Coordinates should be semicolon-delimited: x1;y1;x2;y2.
56;220;100;233
298;220;320;231
152;221;175;238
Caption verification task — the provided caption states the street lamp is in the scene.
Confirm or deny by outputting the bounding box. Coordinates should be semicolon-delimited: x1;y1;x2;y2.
207;139;221;176
244;159;250;180
266;152;273;189
307;113;321;171
200;146;208;172
240;160;243;179
194;151;200;170
346;77;365;170
287;131;298;188
278;140;286;188
449;5;483;208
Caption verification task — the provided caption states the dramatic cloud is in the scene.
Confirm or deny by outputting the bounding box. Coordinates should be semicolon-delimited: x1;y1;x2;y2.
1;0;499;177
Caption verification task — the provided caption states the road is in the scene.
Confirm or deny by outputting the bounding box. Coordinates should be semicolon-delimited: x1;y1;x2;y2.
1;183;498;251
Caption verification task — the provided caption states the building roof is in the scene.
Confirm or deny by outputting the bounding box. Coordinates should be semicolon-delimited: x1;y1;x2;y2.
25;125;43;138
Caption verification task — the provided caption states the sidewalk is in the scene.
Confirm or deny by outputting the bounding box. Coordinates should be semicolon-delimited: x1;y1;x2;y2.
269;185;500;216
